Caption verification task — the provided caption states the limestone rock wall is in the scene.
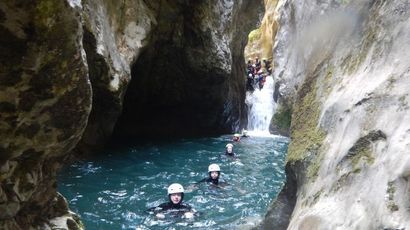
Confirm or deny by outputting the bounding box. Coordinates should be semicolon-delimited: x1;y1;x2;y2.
244;0;279;61
113;0;264;138
0;0;262;228
261;0;410;229
75;0;156;154
0;1;90;229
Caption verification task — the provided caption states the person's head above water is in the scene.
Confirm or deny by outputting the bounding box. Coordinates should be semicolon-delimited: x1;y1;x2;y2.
167;183;184;205
225;143;234;154
208;163;221;181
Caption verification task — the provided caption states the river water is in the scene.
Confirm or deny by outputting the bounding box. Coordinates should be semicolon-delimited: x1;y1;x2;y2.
58;74;286;229
58;134;287;229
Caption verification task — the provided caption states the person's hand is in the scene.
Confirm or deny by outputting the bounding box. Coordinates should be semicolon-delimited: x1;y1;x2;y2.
155;213;165;219
183;212;194;219
185;184;197;193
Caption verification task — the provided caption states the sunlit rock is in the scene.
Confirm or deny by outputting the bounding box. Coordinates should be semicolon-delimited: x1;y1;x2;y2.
261;0;410;229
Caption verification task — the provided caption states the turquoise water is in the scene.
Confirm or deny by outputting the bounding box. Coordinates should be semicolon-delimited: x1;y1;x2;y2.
58;135;288;229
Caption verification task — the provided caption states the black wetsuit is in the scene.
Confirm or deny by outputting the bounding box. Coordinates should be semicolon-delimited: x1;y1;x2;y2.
198;177;219;185
255;59;261;71
225;151;236;157
198;177;229;189
147;201;192;217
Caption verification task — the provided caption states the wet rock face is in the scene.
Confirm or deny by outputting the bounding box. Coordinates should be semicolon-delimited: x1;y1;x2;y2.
114;0;263;138
75;0;157;154
1;0;263;228
263;0;410;229
0;0;90;229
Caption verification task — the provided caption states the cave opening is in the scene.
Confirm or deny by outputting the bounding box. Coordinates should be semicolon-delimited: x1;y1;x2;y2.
111;1;263;142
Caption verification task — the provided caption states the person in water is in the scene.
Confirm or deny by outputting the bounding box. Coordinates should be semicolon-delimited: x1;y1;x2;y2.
241;129;249;138
186;164;246;194
197;164;227;187
232;133;241;142
147;183;196;219
225;143;236;157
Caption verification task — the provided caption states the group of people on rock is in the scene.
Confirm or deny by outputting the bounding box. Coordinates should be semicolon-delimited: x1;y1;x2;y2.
246;56;272;91
146;130;250;220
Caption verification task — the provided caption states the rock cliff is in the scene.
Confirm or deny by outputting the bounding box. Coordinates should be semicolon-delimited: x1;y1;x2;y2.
113;0;263;139
261;0;410;229
244;0;279;61
0;0;262;229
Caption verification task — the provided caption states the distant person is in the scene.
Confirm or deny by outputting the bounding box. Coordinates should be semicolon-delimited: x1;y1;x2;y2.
232;133;241;142
255;57;261;71
146;183;196;219
263;58;272;75
187;164;246;194
246;73;254;91
225;143;236;157
247;58;253;69
197;164;227;187
258;73;267;90
241;129;249;138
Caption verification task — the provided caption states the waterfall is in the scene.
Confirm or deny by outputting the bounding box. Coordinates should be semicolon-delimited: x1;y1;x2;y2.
245;76;276;136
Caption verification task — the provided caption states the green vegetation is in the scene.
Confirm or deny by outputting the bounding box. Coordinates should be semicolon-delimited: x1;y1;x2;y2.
307;151;325;180
386;181;399;212
248;28;261;43
312;188;324;205
342;20;377;75
350;147;374;170
338;130;385;173
330;172;351;192
286;85;325;163
35;0;59;29
323;65;334;96
272;104;292;130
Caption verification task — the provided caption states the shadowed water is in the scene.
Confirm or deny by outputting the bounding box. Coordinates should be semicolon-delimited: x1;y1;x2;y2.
58;135;288;229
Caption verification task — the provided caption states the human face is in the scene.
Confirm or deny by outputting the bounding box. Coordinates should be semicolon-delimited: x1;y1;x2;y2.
210;171;219;179
170;193;182;204
226;146;233;153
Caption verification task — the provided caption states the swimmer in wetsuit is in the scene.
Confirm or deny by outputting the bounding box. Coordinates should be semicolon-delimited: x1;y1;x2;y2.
225;143;236;157
196;164;228;188
147;183;196;219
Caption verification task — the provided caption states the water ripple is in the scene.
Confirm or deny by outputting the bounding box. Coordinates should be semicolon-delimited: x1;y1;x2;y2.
59;135;288;229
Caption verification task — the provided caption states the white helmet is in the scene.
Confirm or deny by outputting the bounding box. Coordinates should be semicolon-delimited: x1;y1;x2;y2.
167;183;184;195
226;143;233;148
208;163;221;172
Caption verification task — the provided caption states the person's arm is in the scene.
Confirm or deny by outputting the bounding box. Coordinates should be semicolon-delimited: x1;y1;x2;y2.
185;178;207;192
180;204;196;219
146;203;168;219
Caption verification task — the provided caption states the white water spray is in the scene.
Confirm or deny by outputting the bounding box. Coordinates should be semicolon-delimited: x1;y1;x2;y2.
245;76;277;137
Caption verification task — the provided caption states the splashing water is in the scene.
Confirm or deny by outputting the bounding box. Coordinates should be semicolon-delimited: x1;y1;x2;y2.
245;76;276;135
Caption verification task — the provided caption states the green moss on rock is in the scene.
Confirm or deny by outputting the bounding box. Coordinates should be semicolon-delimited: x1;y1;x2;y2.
386;181;399;212
248;28;261;43
272;104;292;130
286;83;325;163
337;130;385;171
307;151;325;180
350;147;374;169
